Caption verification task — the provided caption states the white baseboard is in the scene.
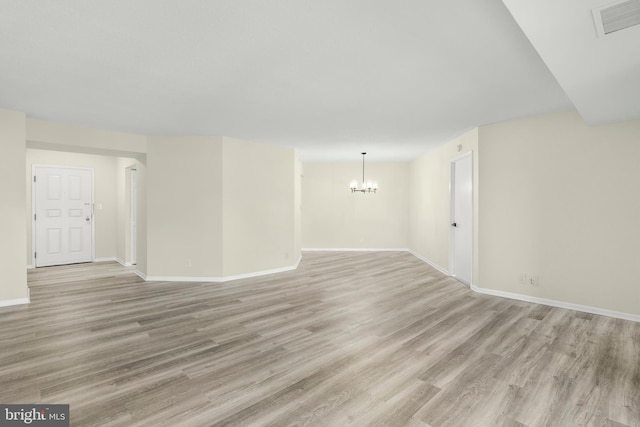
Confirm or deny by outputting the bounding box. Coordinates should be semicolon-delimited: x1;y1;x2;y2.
302;247;410;252
0;298;30;308
28;260;122;268
0;289;30;308
28;259;118;268
116;258;133;267
140;259;303;284
220;263;299;282
406;249;639;323
134;269;147;281
407;249;450;275
143;274;224;282
470;285;640;323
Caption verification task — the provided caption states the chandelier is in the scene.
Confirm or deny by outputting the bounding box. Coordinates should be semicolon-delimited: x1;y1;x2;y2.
349;152;378;193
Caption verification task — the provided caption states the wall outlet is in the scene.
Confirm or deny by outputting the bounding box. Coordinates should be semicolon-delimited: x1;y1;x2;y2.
518;273;528;285
186;259;192;268
519;273;539;287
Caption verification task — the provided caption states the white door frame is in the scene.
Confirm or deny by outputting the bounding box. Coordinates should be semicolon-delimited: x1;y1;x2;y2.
31;165;95;267
130;168;137;265
449;151;473;286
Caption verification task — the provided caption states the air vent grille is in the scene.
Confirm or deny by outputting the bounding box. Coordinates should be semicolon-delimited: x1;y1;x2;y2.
599;0;640;35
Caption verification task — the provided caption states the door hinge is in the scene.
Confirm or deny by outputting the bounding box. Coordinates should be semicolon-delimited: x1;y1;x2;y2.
33;176;36;182
34;213;37;221
34;252;37;259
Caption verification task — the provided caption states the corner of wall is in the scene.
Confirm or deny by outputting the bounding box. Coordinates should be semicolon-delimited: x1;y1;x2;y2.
221;138;296;277
408;127;479;281
0;109;28;303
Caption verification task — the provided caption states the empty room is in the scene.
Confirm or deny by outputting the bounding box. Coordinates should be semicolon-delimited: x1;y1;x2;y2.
1;1;639;426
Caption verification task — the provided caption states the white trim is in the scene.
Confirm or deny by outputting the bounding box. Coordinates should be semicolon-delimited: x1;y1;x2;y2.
139;257;304;284
31;165;36;267
116;258;133;267
407;250;450;275
134;270;147;281
0;290;30;308
408;251;639;323
0;298;30;308
143;275;224;282
302;248;410;252
130;167;138;266
471;285;640;323
31;166;36;268
29;258;120;266
294;254;302;269
221;263;299;282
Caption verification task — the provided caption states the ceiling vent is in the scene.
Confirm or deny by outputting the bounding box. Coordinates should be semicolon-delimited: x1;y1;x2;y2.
593;0;640;36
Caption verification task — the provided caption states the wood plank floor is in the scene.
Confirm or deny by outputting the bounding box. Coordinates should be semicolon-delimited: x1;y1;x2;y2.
1;251;638;426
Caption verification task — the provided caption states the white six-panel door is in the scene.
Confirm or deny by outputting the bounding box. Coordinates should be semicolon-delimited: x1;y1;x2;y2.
34;166;93;267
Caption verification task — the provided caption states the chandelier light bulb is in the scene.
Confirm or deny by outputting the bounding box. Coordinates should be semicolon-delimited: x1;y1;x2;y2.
349;152;378;194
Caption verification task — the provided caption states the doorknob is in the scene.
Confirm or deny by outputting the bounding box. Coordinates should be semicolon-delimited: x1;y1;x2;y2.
86;216;91;222
451;222;457;227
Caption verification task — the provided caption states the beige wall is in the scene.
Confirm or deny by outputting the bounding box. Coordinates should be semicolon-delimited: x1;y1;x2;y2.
222;137;297;276
21;117;299;280
26;149;124;264
134;160;148;276
146;136;224;278
2;111;300;287
478;111;640;315
8;109;640;318
294;158;302;259
301;162;410;249
145;136;297;279
409;129;479;277
0;109;28;302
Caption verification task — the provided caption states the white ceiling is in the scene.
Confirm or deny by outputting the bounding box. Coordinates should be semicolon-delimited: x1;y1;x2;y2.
1;0;632;162
502;0;640;127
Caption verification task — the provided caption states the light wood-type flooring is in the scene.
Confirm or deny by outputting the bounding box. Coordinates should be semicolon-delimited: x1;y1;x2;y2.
1;252;638;426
